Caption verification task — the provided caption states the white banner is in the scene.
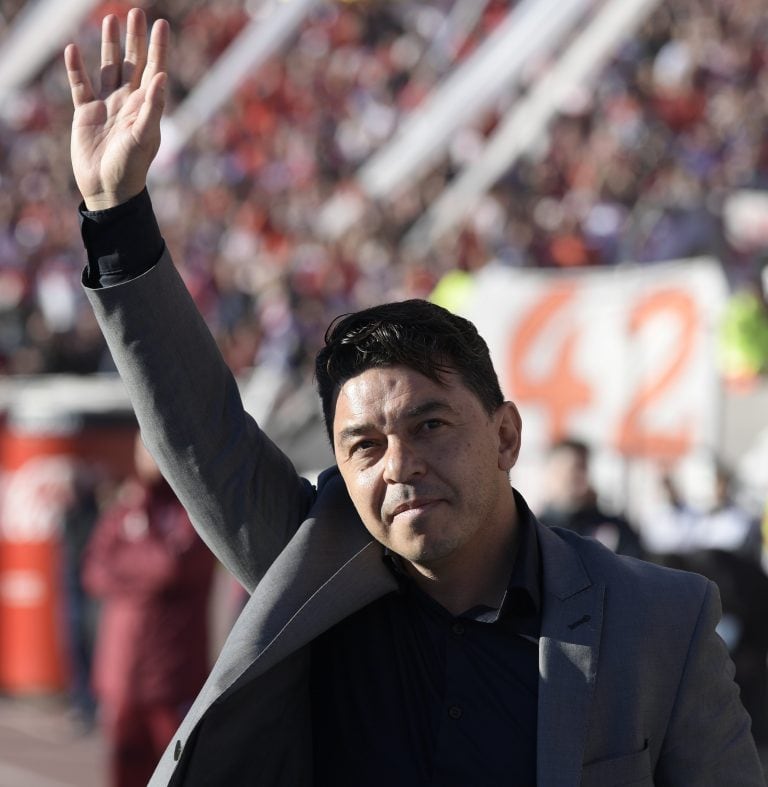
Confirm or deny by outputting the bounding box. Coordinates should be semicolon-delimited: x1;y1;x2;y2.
457;258;728;515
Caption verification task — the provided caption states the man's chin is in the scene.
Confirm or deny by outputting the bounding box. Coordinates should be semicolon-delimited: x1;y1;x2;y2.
391;536;458;569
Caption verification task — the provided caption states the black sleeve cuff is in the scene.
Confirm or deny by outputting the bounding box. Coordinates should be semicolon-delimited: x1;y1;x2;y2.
79;188;164;288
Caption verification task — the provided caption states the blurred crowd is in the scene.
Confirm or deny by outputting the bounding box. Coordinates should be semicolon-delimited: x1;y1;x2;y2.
0;0;767;380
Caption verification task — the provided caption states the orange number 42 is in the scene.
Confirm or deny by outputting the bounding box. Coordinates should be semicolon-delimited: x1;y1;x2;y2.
506;284;697;460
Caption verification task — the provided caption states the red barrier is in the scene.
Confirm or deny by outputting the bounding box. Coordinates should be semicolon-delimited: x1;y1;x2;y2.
0;377;136;694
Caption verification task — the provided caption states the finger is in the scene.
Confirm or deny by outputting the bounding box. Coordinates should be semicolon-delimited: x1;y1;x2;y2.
123;7;148;88
100;14;122;97
140;18;170;90
133;72;167;146
64;44;95;108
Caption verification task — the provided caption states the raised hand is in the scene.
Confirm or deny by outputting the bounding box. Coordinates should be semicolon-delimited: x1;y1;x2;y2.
65;8;169;210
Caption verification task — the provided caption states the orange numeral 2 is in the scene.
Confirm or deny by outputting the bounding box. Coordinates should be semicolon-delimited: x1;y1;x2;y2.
615;289;697;459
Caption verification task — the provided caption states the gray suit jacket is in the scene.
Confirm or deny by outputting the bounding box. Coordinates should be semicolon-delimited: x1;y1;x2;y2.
86;250;764;786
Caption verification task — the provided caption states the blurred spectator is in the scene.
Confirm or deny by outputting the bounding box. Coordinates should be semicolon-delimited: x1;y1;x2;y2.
763;497;768;568
658;548;768;747
537;438;645;558
59;461;104;732
82;434;216;787
644;462;768;741
643;460;763;561
717;285;768;388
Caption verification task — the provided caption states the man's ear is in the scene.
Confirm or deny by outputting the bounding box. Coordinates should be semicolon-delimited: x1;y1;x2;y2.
497;401;522;471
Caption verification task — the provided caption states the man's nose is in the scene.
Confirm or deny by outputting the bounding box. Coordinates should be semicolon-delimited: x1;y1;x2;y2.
382;439;426;483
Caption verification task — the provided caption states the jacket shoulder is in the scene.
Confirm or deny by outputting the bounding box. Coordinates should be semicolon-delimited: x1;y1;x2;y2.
547;524;712;606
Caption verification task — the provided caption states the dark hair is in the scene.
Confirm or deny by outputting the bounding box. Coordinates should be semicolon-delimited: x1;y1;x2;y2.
549;437;590;460
315;299;504;442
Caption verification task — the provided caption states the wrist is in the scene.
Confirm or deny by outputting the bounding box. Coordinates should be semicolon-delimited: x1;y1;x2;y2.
83;187;146;212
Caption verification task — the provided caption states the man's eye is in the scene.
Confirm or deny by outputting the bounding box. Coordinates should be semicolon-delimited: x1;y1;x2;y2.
421;419;444;431
352;440;377;454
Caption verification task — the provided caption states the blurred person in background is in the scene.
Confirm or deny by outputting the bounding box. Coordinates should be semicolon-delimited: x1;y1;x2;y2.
537;437;645;559
646;462;768;747
659;546;768;750
764;498;768;570
644;459;763;561
717;285;768;390
60;461;103;732
82;434;216;787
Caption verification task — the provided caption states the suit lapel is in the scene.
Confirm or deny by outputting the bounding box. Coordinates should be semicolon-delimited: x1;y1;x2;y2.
536;524;605;787
191;472;398;712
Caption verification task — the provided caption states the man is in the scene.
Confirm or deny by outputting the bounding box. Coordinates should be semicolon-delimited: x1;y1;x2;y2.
65;9;764;785
83;434;216;787
538;438;645;558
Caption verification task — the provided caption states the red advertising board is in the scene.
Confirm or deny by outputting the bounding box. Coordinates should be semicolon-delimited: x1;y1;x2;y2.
0;377;135;694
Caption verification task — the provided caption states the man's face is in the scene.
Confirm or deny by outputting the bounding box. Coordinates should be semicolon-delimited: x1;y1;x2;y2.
332;364;522;570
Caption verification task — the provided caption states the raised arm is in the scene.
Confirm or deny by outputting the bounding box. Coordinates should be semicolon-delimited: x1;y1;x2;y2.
65;8;168;210
65;10;316;591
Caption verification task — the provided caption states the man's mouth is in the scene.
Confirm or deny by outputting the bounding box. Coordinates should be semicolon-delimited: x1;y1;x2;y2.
390;499;439;519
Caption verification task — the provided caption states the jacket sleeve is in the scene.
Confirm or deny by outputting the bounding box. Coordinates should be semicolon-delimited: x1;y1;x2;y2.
655;580;764;785
84;249;317;593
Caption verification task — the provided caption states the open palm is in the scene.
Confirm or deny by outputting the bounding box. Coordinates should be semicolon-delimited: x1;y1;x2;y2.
66;8;169;210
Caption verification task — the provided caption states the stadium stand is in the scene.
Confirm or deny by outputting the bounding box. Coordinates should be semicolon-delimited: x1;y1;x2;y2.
0;0;765;379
